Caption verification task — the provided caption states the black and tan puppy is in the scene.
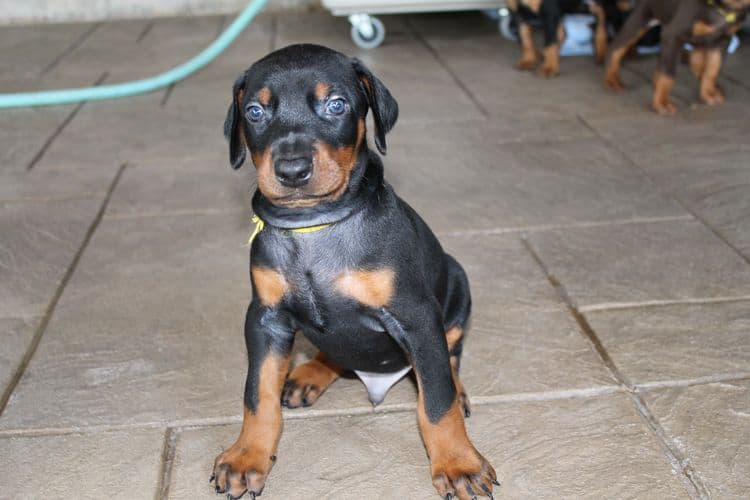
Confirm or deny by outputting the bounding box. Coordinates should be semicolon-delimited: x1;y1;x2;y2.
210;44;497;500
605;0;749;114
507;0;627;76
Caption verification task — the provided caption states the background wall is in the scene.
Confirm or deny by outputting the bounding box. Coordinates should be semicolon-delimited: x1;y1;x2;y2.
0;0;316;25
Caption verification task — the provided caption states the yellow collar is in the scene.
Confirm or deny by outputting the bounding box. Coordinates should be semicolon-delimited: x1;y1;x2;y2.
247;214;332;245
707;0;739;23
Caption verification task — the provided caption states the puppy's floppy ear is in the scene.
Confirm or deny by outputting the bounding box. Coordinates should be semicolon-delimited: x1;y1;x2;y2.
224;73;247;169
351;58;398;155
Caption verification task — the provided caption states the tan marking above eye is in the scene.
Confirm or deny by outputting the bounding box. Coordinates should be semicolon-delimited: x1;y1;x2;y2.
251;266;289;306
257;87;272;106
315;83;331;100
335;268;395;308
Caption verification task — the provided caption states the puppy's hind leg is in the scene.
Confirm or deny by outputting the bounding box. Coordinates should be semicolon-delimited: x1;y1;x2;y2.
282;351;342;408
699;48;725;106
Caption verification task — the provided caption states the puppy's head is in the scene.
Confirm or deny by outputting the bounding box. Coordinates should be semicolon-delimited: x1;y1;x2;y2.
225;44;398;209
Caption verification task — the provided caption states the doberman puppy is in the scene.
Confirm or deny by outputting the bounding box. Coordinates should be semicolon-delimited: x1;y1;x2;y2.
507;0;630;76
605;0;750;114
210;44;497;500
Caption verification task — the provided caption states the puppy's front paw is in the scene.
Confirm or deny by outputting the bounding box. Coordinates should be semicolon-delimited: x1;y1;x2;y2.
700;85;725;106
516;56;537;71
605;73;625;92
211;444;275;499
652;97;678;115
536;64;559;78
432;451;498;500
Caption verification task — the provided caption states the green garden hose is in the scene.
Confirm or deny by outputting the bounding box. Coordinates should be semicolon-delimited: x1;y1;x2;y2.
0;0;267;108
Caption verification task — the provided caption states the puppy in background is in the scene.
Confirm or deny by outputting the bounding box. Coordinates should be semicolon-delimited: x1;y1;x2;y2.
507;0;630;77
605;0;750;114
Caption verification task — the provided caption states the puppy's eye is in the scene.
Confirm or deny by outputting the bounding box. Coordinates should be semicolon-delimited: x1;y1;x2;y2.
325;98;346;116
246;105;264;122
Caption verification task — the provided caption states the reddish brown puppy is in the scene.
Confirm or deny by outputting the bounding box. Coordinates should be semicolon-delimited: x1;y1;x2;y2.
605;0;749;114
212;44;497;500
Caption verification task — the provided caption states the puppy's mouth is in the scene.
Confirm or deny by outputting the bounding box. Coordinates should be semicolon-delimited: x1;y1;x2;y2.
266;188;341;208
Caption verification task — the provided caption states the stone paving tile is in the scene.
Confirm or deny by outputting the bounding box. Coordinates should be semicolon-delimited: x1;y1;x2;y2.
41;19;153;87
0;22;94;91
586;302;750;385
0;428;164;499
106;159;251;218
0;213;251;430
33;92;225;170
0;167;115;202
170;393;688;499
526;219;750;309
0;316;40;397
0;105;78;173
387;135;685;233
583;112;750;259
0;197;104;320
642;381;750;499
421;30;662;121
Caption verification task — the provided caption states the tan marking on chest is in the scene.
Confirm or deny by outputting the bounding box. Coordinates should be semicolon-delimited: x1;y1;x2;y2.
251;266;290;306
692;20;718;37
335;269;395;308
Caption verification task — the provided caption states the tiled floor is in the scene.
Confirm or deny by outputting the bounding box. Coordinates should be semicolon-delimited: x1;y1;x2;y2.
0;10;748;500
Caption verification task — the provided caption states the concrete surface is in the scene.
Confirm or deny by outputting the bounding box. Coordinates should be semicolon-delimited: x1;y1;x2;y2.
1;10;749;499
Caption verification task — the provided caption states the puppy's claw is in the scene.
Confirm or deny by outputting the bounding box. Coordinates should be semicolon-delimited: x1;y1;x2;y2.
482;483;495;499
492;479;501;486
445;494;453;500
210;472;216;483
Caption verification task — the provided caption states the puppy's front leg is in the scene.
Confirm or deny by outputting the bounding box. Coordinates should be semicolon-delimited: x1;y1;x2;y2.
212;301;295;499
380;305;497;500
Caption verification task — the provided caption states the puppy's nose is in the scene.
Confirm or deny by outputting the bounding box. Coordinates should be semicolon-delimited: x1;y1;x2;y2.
275;157;312;187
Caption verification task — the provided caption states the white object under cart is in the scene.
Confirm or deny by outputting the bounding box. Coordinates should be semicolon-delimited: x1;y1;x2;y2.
322;0;507;48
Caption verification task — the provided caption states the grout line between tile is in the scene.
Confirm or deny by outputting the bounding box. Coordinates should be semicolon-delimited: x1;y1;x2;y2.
579;295;750;313
576;114;750;267
0;384;622;438
636;373;750;391
26;71;109;172
437;214;693;238
0;163;128;417
136;21;155;43
40;23;101;76
156;427;178;500
404;16;490;118
521;236;710;500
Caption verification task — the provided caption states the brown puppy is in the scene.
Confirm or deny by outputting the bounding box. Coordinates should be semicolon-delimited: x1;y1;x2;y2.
605;0;749;114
